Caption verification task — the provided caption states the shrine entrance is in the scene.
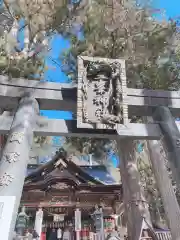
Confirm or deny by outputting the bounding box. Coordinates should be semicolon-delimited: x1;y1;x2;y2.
21;152;122;240
1;56;180;239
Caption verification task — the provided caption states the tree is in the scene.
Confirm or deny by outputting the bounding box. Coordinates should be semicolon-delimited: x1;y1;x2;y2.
0;0;85;80
59;0;180;237
64;137;117;163
0;5;46;80
61;0;179;88
0;0;88;152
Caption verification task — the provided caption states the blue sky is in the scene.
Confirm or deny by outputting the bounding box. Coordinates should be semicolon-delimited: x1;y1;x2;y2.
155;0;180;19
41;35;72;120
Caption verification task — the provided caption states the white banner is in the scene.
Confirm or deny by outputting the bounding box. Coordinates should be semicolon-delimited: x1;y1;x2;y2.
34;208;43;240
0;196;16;240
75;208;81;231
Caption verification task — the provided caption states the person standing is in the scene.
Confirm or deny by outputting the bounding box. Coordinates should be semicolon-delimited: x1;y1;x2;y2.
48;228;57;240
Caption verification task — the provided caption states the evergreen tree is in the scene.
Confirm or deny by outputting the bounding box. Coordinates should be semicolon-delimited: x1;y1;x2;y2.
0;0;88;149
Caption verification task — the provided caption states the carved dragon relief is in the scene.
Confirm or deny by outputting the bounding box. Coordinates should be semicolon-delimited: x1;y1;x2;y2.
77;56;128;130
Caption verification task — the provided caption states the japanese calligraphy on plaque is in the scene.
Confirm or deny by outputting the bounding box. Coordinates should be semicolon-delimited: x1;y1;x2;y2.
77;56;128;130
0;173;13;186
10;132;24;144
46;207;67;214
4;152;20;163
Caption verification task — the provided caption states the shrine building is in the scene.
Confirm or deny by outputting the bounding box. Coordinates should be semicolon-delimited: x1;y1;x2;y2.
20;149;125;239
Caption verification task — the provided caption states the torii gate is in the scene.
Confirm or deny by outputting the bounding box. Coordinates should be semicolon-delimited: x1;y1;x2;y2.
0;56;180;239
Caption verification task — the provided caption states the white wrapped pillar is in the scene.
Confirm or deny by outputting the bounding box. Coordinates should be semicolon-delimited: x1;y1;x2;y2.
75;208;81;240
34;208;43;240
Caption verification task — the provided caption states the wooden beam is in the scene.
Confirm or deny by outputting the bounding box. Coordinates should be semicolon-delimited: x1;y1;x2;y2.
127;88;180;116
1;78;180;99
0;77;77;111
127;88;180;98
1;78;180;116
0;114;172;139
0;76;76;90
20;201;107;208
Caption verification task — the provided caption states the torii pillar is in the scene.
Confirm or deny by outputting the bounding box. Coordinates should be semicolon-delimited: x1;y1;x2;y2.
0;96;39;240
117;139;152;240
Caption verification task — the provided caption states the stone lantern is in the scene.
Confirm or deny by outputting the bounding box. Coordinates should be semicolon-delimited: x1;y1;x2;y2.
91;205;104;240
15;206;29;236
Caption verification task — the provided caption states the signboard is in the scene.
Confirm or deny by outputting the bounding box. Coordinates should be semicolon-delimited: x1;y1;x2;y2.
0;196;16;240
40;202;72;207
46;207;67;214
53;214;65;222
77;56;128;130
75;209;81;231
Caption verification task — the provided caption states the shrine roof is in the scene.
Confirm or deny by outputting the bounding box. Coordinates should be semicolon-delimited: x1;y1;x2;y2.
24;148;121;192
80;165;118;185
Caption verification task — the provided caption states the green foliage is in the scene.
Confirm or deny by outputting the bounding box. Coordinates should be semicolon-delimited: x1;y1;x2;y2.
5;0;73;38
0;7;48;80
0;49;44;80
1;0;84;79
64;137;117;162
61;0;180;88
0;43;45;79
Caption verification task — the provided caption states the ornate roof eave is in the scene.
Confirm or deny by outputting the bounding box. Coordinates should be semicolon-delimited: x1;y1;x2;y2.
24;165;122;193
25;148;68;181
23;180;122;193
24;148;122;194
25;148;103;185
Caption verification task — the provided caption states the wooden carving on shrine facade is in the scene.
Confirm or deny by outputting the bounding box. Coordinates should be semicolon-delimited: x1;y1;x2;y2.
50;182;69;190
77;56;128;130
